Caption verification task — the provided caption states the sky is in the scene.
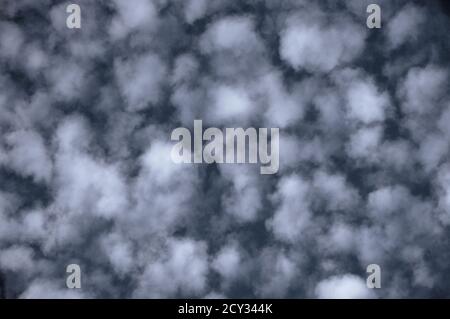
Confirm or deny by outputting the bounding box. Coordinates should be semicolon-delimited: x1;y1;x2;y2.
0;0;450;298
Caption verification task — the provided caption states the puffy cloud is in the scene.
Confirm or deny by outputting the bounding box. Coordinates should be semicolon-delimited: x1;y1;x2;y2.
101;233;134;276
109;0;159;39
417;133;448;173
346;126;383;162
262;71;310;128
345;80;389;124
206;84;256;124
20;280;86;299
183;0;208;24
3;130;52;183
221;165;263;222
0;22;24;60
200;16;263;55
51;117;129;221
133;238;209;297
279;13;367;72
267;175;311;243
315;274;374;299
0;246;35;273
326;223;356;253
212;243;242;282
114;53;167;111
257;248;298;297
386;5;426;50
312;170;360;212
435;165;450;225
399;64;448;115
46;61;90;103
199;15;268;79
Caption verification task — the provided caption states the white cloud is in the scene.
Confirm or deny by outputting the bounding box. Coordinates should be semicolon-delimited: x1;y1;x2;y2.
129;140;199;236
98;234;133;278
257;249;297;297
0;22;24;59
134;238;209;297
280;13;366;72
184;0;208;24
109;0;158;39
4;130;52;183
199;16;268;79
114;53;167;111
53;117;129;219
267;175;311;243
312;170;360;212
345;80;389;124
386;5;425;50
20;280;86;299
346;126;383;162
399;65;448;115
221;165;262;222
315;274;374;299
262;71;309;128
206;84;255;124
212;243;241;281
0;245;35;273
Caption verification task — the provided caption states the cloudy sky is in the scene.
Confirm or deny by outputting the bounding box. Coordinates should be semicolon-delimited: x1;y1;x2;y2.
0;0;449;298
